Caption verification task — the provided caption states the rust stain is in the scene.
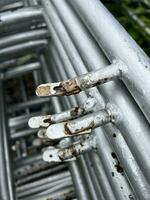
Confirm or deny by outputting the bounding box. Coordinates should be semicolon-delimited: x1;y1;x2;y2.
70;106;85;117
80;75;110;89
62;79;81;96
64;120;94;136
52;79;81;96
113;133;116;138
64;123;74;135
129;194;135;200
80;142;84;147
58;144;79;160
54;84;66;95
111;152;124;175
115;163;124;174
94;77;110;86
112;172;115;177
43;118;54;125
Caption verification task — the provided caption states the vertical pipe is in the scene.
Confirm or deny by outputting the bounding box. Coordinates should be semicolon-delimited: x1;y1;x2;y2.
0;81;16;200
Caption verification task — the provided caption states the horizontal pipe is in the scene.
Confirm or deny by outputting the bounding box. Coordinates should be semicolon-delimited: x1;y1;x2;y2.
2;62;40;80
0;29;49;49
14;153;42;169
8;97;50;113
24;186;74;200
9;112;41;129
17;171;70;193
11;128;37;140
0;6;43;27
0;1;24;12
0;40;48;61
15;162;55;180
16;163;67;186
17;177;72;198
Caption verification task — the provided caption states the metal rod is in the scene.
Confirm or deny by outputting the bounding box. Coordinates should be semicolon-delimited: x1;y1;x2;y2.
2;62;40;80
0;29;49;49
0;81;16;200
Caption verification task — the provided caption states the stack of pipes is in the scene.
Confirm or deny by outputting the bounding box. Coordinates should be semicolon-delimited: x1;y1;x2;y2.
0;0;150;200
0;1;74;200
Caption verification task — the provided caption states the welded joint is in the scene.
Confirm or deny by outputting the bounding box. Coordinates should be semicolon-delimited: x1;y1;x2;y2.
36;59;128;97
106;103;122;124
43;136;96;162
28;96;97;129
112;59;128;77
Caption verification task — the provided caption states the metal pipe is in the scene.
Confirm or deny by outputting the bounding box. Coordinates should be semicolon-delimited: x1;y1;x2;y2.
0;81;16;200
49;0;150;187
9;112;41;129
69;0;150;123
0;1;24;12
0;40;48;61
90;152;116;200
36;60;124;97
11;128;37;140
16;171;70;193
39;55;92;200
46;108;113;139
37;50;137;200
45;43;135;200
14;153;42;169
16;163;67;186
24;186;74;200
47;47;102;199
8;97;50;113
0;7;43;28
0;29;49;49
28;96;96;129
17;176;72;198
2;62;40;80
49;36;150;199
43;136;95;162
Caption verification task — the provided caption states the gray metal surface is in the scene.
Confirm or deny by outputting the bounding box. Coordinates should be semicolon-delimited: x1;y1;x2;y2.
0;0;150;200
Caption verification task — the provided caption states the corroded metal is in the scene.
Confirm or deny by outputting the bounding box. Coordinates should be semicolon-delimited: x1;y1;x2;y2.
36;60;126;97
1;0;150;199
43;136;96;162
28;96;96;128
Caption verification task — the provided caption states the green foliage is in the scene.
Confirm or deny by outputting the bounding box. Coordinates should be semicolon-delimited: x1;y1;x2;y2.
104;0;150;56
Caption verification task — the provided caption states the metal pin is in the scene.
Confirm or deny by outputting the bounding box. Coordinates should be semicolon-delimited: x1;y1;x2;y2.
43;136;96;162
36;60;125;97
28;97;97;128
46;108;113;140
